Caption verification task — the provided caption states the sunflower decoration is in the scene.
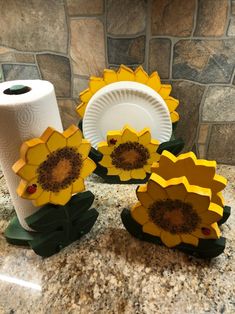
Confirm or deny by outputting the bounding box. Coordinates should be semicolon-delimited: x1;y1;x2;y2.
97;125;160;181
127;151;227;249
151;150;227;208
76;65;179;123
12;125;96;206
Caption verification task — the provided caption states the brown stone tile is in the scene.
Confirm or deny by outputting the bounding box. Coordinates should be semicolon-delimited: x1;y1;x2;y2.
66;0;103;15
173;39;235;83
194;0;228;37
73;77;89;100
171;81;206;152
107;36;145;64
57;99;79;129
14;53;35;63
151;0;195;36
0;47;14;62
202;86;235;122
232;1;235;15
198;124;209;144
70;19;105;76
207;124;235;164
0;0;67;53
37;54;71;98
107;0;146;35
149;39;171;79
198;144;207;159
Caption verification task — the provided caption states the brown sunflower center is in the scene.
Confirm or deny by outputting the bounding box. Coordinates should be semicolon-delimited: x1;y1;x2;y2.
37;147;82;192
110;141;150;170
148;199;201;234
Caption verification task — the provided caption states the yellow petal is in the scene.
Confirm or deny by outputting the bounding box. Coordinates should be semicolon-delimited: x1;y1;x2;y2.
144;164;152;173
147;179;168;201
131;168;147;179
21;140;49;165
50;186;72;205
80;158;96;178
143;221;161;236
33;190;51;207
138;128;151;145
146;72;161;92
192;223;221;239
185;190;211;214
119;170;131;181
76;102;86;117
131;201;149;225
107;167;121;176
46;131;67;153
99;155;113;168
72;177;85;194
107;131;122;146
137;184;153;208
12;160;37;181
147;140;159;153
147;152;160;165
65;127;83;147
199;203;223;224
181;234;199;247
170;111;179;122
158;85;172;98
17;179;43;201
165;183;187;201
80;88;92;103
212;174;227;193
161;231;181;248
121;126;138;142
89;77;106;93
212;191;225;208
165;97;179;112
117;65;135;81
103;69;118;84
97;142;114;155
134;66;149;84
78;140;91;160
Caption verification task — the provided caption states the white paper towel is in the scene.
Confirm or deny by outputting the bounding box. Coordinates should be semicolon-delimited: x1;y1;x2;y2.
0;80;63;231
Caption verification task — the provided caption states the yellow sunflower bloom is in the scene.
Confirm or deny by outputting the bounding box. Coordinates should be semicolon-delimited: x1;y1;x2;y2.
151;150;227;208
12;125;96;206
98;125;160;181
76;65;179;123
131;173;223;248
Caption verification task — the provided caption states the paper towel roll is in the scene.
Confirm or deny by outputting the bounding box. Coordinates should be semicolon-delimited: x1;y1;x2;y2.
0;80;63;231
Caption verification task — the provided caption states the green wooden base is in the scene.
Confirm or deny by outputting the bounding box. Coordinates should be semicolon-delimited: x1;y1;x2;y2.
4;191;99;257
79;120;184;184
121;206;231;258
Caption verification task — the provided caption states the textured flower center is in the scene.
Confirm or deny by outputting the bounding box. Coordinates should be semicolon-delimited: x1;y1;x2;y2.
110;141;150;170
37;147;82;192
148;199;201;234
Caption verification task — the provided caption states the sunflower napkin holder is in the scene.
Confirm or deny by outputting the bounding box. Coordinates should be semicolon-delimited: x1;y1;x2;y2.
5;125;99;257
77;65;184;184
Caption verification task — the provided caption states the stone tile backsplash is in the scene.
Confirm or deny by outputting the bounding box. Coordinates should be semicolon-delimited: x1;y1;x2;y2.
0;0;234;165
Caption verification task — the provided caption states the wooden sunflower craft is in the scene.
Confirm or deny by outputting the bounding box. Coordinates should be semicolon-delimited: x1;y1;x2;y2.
76;64;179;123
12;125;96;206
97;125;160;181
121;151;230;258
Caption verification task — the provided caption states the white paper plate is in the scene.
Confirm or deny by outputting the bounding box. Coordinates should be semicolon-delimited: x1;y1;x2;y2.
83;81;172;149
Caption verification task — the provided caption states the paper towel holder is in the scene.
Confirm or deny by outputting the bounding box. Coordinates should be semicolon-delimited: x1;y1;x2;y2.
3;84;31;95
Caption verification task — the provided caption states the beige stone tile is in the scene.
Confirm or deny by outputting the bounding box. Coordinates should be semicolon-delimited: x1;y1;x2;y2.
198;124;209;144
67;0;103;15
70;19;105;76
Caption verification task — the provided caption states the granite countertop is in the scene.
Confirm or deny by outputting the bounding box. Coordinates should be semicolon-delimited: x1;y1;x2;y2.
0;165;234;314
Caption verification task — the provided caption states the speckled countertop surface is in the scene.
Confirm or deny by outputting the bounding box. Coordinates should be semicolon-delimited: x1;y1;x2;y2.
0;165;234;314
